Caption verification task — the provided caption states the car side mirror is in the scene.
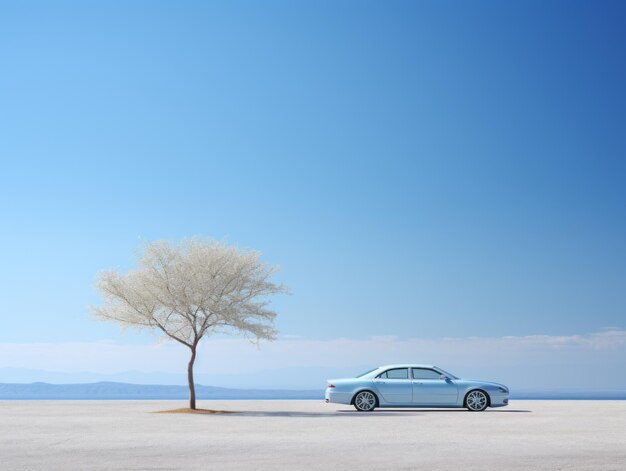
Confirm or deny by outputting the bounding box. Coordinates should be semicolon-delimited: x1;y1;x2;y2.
440;374;449;380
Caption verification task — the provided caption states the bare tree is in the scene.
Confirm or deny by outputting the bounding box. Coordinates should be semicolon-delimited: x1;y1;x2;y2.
93;238;288;409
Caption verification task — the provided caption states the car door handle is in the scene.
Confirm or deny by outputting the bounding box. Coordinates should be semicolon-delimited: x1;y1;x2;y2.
412;381;422;384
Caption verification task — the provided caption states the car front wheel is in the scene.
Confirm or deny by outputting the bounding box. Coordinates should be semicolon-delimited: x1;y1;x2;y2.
465;390;489;411
353;391;377;412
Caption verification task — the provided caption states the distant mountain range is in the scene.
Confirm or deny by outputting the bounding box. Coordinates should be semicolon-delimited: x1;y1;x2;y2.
510;390;626;400
0;382;323;400
0;382;624;400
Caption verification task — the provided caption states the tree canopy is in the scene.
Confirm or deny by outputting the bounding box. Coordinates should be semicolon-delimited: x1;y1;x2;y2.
93;238;288;408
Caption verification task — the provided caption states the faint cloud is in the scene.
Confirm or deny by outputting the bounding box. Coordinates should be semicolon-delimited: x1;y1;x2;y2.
1;331;626;389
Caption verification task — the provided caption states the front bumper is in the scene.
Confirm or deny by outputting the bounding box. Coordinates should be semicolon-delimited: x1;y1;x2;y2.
489;392;510;408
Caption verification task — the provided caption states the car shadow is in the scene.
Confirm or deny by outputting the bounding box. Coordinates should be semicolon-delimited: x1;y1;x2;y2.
336;408;532;414
218;408;531;417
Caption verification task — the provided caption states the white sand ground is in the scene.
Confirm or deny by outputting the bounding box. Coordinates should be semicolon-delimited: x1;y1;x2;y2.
1;400;624;470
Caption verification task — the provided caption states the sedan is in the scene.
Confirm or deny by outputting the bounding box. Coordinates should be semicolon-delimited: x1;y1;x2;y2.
325;364;509;411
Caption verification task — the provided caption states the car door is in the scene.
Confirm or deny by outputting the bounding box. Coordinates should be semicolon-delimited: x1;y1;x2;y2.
411;368;458;405
373;368;412;403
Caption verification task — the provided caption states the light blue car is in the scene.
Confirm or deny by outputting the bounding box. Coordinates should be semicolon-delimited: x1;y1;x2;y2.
325;364;509;411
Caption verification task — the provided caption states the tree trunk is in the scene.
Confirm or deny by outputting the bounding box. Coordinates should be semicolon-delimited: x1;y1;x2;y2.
187;346;197;410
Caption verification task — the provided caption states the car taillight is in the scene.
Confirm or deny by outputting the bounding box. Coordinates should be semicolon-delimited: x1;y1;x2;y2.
328;384;335;388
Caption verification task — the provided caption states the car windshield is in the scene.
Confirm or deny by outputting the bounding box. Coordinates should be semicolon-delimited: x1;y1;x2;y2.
435;367;459;380
355;368;378;378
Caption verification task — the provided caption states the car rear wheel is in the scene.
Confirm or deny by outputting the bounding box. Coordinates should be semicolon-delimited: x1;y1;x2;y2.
353;391;377;411
465;390;489;411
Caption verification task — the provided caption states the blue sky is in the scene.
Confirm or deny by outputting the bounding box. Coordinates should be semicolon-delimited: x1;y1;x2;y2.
1;1;625;388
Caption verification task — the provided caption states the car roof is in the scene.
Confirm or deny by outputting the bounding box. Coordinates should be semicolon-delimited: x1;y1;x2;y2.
377;364;437;369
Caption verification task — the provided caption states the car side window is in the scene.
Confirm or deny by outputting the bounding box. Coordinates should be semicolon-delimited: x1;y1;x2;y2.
378;368;408;379
412;368;442;380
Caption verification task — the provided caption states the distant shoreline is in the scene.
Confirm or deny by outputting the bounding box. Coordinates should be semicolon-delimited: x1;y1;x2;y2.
0;381;322;400
1;382;625;400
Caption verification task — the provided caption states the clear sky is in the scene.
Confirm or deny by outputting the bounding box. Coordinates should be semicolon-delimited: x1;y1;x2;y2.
1;1;625;389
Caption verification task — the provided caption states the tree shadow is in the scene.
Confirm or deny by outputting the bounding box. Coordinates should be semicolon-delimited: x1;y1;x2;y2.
230;411;410;417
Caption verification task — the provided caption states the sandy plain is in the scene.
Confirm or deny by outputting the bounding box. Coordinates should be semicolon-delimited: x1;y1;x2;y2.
1;400;624;470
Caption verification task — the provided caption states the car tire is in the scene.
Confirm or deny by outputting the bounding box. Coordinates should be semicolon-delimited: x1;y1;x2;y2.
353;390;377;412
465;389;489;411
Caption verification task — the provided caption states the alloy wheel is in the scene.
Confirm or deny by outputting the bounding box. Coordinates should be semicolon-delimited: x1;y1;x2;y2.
466;390;488;411
354;391;376;411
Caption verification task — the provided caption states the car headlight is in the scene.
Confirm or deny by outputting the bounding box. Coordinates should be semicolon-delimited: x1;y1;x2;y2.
497;387;508;393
